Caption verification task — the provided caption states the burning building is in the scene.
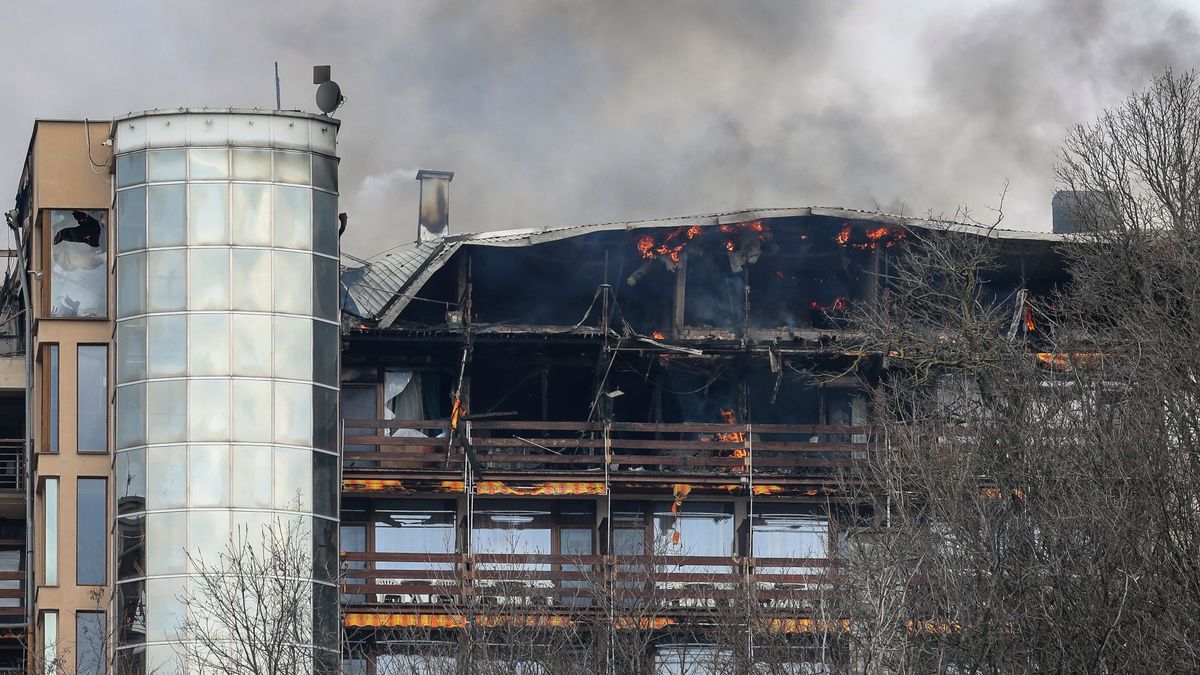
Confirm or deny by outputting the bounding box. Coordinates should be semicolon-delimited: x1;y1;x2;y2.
0;109;1071;673
336;174;1070;671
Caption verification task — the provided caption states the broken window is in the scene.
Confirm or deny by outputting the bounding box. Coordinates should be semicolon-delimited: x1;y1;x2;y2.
48;209;107;318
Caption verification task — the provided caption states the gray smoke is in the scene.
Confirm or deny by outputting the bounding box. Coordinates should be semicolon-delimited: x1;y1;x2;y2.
0;0;1196;258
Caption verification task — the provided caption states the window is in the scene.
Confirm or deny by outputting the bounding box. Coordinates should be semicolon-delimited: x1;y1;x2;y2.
116;188;146;253
75;612;106;675
473;499;552;556
341;523;366;603
751;504;832;575
341;386;379;463
375;500;456;571
41;610;57;675
77;346;107;453
48;210;107;318
653;501;734;558
655;645;729;675
145;184;185;247
44;345;58;452
77;479;106;585
43;478;58;586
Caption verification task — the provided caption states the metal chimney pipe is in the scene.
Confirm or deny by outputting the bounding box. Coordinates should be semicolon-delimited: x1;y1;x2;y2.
416;169;454;243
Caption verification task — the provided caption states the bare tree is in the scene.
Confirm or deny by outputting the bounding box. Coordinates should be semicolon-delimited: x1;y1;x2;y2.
172;515;333;675
831;68;1200;674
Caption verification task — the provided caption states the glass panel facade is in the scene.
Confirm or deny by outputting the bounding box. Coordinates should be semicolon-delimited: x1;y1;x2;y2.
188;183;230;244
146;184;186;247
116;151;146;188
188;314;230;375
113;111;339;660
77;478;107;584
232;148;272;181
273;185;311;249
116;319;146;384
116;252;145;318
49;210;107;318
189;148;229;180
146;249;186;312
117;188;146;252
76;346;107;452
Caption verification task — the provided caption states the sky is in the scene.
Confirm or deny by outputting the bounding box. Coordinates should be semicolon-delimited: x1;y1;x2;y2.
1;0;1198;258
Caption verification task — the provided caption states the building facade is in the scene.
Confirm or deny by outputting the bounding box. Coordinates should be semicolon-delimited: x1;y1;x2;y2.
2;110;1072;674
6;110;341;674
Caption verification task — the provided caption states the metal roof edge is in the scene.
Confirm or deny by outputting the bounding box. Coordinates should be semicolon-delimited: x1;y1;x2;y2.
375;241;462;328
443;207;1066;248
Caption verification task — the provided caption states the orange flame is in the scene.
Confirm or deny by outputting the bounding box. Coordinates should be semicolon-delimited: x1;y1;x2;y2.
810;297;848;312
720;220;770;252
450;396;463;431
1024;302;1036;332
651;331;665;340
669;483;692;544
637;226;702;263
835;224;907;249
716;409;748;472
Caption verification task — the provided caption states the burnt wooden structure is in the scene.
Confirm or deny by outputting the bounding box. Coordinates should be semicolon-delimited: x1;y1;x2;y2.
337;209;1068;671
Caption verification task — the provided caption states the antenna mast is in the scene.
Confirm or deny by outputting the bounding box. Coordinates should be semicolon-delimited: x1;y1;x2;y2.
274;61;281;110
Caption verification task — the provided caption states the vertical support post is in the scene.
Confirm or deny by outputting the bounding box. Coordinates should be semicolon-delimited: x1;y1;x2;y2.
672;251;688;339
741;271;751;348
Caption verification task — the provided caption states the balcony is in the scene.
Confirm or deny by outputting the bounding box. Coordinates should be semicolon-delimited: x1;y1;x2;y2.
0;441;22;493
342;552;838;616
343;419;872;487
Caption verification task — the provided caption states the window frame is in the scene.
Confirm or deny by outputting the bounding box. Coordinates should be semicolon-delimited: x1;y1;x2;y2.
76;477;108;586
42;208;110;320
41;344;59;453
76;344;109;454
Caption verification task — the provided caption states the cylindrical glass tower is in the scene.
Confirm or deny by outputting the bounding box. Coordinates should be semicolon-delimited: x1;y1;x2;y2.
111;110;340;674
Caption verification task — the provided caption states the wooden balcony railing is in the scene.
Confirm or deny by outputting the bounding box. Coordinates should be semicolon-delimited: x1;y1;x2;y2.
341;552;839;613
343;420;872;480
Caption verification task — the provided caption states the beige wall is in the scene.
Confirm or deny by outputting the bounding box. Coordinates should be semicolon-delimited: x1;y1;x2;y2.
0;358;22;390
24;120;114;670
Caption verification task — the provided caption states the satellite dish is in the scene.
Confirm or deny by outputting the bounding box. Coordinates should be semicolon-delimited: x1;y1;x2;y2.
316;80;343;115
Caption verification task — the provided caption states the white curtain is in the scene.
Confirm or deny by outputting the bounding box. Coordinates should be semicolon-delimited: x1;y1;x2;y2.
384;369;430;438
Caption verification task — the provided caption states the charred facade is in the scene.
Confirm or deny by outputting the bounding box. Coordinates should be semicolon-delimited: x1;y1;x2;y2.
337;207;1069;673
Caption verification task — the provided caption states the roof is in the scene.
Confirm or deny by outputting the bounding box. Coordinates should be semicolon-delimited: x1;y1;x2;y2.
340;206;1072;327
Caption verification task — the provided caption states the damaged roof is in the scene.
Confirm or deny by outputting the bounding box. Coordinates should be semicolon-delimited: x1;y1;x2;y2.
341;206;1071;327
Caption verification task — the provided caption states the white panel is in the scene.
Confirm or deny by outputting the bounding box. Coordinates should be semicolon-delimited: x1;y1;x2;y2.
187;112;229;146
272;115;309;151
308;119;337;155
145;114;187;148
228;114;273;147
115;119;147;154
